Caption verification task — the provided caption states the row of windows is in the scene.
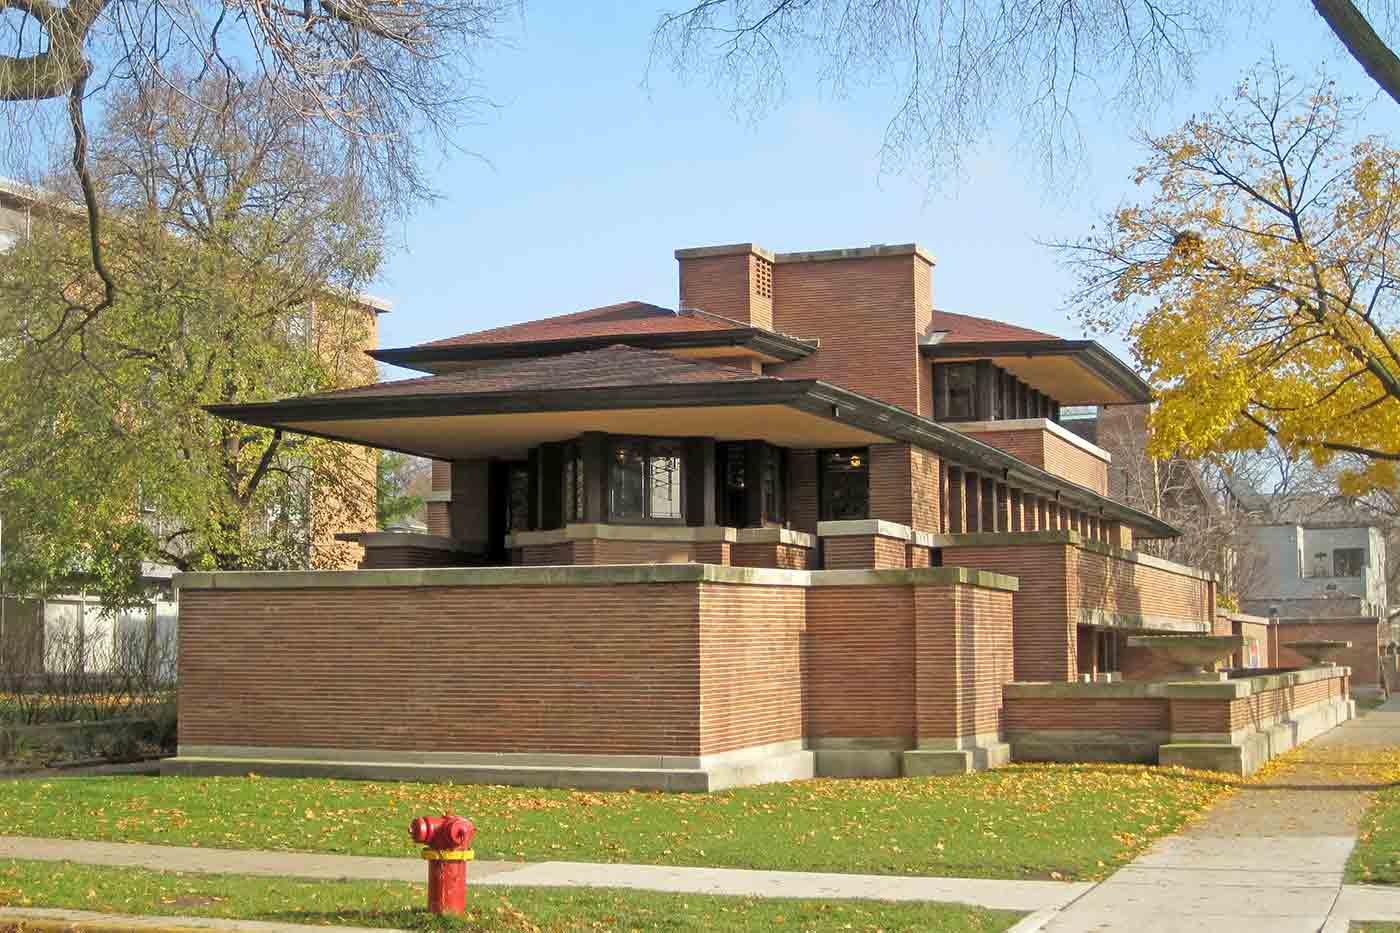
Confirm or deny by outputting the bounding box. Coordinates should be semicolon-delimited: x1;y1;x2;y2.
500;438;870;532
933;361;1060;423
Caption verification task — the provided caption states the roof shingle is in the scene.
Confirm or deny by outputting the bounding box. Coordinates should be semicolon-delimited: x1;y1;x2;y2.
417;301;737;349
927;309;1059;344
301;344;774;401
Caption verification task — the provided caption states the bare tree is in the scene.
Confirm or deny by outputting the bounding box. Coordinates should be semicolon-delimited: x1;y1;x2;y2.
651;1;1400;184
0;0;515;333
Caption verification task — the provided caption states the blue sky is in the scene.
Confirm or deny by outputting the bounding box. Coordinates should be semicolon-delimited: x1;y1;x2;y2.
372;2;1398;376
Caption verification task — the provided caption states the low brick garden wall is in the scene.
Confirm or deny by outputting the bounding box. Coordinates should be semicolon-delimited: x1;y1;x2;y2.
167;563;1015;790
1004;666;1352;775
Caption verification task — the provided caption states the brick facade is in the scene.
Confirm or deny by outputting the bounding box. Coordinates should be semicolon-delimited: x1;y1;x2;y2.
1272;618;1382;686
770;251;932;414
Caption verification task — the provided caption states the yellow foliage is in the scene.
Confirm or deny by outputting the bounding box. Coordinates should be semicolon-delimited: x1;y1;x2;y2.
1069;67;1400;494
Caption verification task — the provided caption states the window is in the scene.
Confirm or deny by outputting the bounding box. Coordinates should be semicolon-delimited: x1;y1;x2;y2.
1334;547;1365;578
609;438;685;522
941;364;977;421
763;445;786;524
820;448;869;521
563;443;585;522
505;464;531;532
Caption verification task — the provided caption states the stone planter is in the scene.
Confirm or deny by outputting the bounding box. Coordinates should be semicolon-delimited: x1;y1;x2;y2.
1285;640;1352;666
1124;634;1245;675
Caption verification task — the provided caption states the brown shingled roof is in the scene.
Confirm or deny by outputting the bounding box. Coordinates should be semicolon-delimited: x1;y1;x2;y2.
928;309;1059;344
303;344;773;400
418;301;736;349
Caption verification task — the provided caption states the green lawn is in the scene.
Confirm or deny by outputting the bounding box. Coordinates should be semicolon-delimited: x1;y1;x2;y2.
0;859;1021;932
1355;694;1390;715
1350;924;1400;932
0;764;1236;881
1346;747;1400;885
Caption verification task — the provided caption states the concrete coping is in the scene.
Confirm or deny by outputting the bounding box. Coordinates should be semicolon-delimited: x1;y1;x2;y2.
774;243;936;266
734;526;818;548
946;418;1112;464
332;531;465;552
1005;664;1350;701
674;242;777;262
173;562;1019;593
820;519;909;542
505;523;816;549
930;529;1217;582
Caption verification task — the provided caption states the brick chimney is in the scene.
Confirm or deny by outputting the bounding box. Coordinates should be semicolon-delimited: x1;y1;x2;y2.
674;243;775;330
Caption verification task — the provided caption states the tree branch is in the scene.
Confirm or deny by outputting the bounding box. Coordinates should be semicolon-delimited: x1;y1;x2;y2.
1312;0;1400;107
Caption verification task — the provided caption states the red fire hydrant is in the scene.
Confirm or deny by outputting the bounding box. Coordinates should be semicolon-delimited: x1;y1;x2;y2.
409;813;476;914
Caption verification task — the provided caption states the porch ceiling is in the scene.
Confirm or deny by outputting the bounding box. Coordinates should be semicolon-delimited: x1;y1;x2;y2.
921;340;1151;405
278;403;887;460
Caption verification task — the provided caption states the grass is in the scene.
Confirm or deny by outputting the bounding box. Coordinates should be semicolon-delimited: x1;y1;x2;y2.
0;764;1238;882
1348;749;1400;885
1350;925;1400;932
0;859;1022;932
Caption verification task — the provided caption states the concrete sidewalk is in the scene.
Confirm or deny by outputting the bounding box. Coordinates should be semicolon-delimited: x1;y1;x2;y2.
1037;696;1400;932
0;834;1088;914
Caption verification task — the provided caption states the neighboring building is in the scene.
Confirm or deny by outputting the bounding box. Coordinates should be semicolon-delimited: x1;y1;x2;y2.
0;179;388;676
1240;523;1389;621
167;241;1350;788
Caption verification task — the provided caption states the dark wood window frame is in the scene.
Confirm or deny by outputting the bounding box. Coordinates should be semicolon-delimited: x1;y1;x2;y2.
606;435;687;525
819;447;870;522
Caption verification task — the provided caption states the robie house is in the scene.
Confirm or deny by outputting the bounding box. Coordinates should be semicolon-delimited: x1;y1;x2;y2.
168;242;1354;789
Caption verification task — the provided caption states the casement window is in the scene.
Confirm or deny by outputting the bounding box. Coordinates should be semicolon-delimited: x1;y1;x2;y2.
820;448;869;521
763;445;786;524
505;464;531;532
1333;547;1365;578
934;360;1060;423
609;438;684;523
562;442;585;523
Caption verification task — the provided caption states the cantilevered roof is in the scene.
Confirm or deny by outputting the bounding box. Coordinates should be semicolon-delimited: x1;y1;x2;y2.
371;301;817;372
210;345;1179;538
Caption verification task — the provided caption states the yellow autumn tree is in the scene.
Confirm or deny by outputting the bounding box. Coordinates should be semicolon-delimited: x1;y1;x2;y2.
1065;62;1400;495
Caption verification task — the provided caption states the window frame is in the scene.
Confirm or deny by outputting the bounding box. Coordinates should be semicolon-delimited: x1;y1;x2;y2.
606;435;688;525
819;447;871;522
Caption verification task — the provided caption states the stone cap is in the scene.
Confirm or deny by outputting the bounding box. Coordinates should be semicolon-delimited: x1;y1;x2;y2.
505;523;816;550
174;562;1017;593
1006;664;1349;701
674;243;776;262
333;532;465;552
775;243;936;266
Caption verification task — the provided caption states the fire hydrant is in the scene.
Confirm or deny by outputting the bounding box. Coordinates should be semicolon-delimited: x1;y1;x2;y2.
409;813;476;914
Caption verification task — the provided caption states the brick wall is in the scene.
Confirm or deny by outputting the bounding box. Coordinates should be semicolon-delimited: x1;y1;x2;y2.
359;546;469;570
914;584;1014;742
1169;679;1337;735
805;586;916;740
678;250;774;330
179;583;707;756
954;426;1109;495
731;542;812;569
770;254;926;413
180;572;1016;770
823;535;908;570
942;543;1074;681
1273;619;1382;686
1005;697;1169;732
697;583;806;754
1066;547;1214;630
944;539;1215;682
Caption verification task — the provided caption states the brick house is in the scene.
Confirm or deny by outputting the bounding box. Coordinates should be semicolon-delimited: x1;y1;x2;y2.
169;242;1350;787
